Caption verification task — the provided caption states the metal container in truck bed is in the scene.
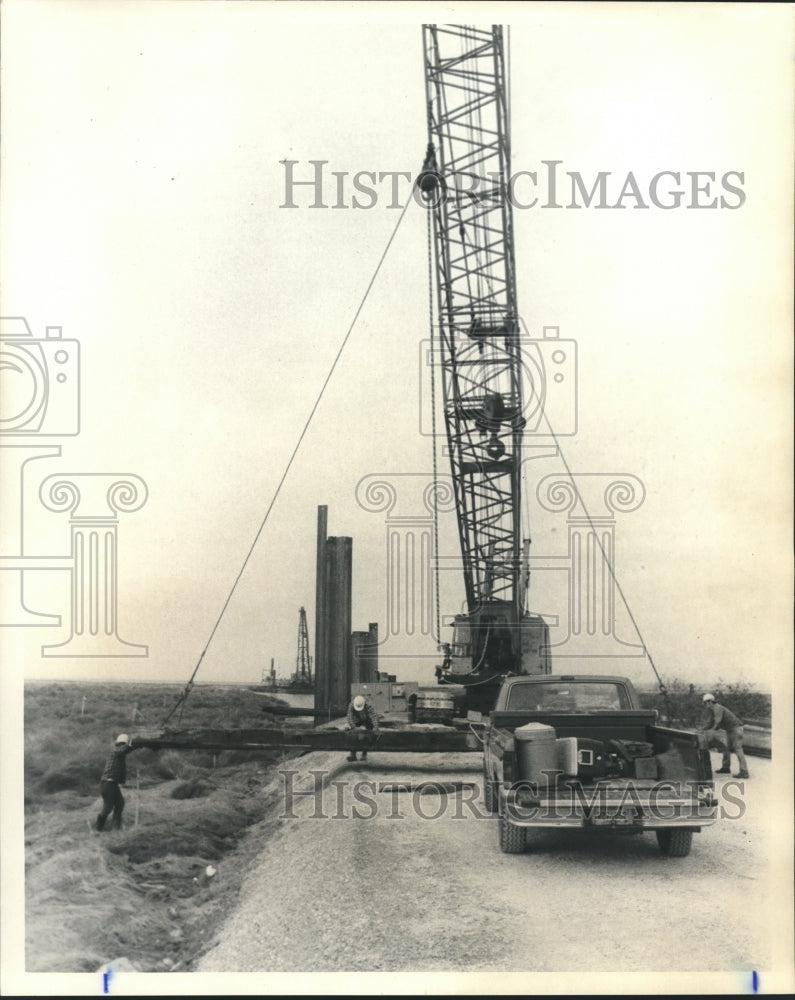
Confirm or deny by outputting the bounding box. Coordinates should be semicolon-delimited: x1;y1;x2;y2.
513;723;558;782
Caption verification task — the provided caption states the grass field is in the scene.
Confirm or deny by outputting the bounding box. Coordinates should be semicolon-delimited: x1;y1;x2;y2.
24;681;297;973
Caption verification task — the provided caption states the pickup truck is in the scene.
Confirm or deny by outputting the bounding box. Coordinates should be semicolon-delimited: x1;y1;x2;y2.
482;674;717;856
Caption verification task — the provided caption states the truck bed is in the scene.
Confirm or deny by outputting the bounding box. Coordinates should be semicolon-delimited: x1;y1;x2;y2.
483;676;717;854
488;711;712;786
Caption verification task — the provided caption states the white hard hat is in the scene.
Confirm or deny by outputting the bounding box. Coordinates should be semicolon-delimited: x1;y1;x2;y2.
115;733;130;745
352;695;365;711
702;693;715;703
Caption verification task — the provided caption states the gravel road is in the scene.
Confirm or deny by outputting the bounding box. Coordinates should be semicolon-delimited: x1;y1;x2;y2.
198;749;775;975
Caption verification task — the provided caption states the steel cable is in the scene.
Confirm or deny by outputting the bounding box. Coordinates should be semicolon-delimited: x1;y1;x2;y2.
162;198;414;726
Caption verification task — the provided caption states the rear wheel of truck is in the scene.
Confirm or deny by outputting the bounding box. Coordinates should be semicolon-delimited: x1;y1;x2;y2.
498;813;527;854
656;829;693;857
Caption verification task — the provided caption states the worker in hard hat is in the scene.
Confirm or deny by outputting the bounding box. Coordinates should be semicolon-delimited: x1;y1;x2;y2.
345;694;379;763
95;733;142;831
698;693;750;778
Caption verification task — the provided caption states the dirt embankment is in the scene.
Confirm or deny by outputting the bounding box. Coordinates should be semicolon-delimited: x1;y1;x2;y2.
24;681;298;973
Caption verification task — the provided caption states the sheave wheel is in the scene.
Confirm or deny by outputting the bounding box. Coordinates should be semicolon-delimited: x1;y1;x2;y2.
656;829;693;857
498;812;527;854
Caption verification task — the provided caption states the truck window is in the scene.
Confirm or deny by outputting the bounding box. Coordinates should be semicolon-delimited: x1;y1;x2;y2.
506;681;629;711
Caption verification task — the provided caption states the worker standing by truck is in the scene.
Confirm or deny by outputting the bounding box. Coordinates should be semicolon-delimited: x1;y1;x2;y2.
345;695;379;763
699;693;750;778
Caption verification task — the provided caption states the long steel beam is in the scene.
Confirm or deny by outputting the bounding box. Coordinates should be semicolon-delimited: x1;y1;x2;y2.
132;725;481;753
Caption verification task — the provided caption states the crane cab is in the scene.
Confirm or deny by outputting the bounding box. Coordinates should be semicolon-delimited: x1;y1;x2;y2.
441;604;551;679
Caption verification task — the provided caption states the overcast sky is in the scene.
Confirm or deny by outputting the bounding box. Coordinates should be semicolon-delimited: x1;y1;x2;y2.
1;2;791;698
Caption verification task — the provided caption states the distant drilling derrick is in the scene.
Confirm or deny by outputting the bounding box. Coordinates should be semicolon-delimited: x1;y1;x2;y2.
296;606;313;684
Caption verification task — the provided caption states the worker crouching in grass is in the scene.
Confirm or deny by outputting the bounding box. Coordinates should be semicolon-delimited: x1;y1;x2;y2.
95;733;141;831
346;695;379;763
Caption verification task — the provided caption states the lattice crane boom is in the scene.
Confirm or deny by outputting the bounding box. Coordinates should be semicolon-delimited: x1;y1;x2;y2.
420;24;550;701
